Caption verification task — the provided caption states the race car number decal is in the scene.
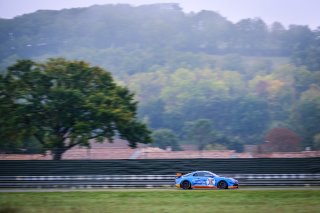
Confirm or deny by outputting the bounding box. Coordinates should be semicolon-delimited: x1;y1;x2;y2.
206;178;215;186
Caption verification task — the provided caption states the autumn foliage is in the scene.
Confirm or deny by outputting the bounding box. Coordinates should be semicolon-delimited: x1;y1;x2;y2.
259;128;301;153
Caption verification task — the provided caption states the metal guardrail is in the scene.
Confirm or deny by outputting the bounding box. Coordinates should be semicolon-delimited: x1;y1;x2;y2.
0;174;319;188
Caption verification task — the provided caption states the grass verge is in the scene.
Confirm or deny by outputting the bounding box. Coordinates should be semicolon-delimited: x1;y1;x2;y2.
0;189;319;213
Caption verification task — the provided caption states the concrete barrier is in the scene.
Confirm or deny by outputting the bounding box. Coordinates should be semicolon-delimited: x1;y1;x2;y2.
1;158;319;188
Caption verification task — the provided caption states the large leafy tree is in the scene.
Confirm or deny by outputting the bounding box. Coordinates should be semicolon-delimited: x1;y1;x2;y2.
0;58;152;160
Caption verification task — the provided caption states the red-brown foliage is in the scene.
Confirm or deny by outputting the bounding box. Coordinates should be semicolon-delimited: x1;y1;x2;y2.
259;128;301;153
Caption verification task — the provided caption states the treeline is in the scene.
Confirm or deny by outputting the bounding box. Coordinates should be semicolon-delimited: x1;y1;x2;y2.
123;59;320;151
0;3;319;73
0;3;320;152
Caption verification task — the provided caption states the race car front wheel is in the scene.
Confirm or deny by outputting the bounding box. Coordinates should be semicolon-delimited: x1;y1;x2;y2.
181;181;191;190
218;181;228;189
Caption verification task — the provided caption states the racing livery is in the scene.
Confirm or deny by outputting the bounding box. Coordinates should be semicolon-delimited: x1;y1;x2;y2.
175;171;238;189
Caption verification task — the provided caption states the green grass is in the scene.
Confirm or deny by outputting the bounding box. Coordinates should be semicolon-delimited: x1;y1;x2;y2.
0;189;319;213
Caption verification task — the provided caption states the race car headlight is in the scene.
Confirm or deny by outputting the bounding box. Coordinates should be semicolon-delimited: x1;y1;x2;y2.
229;178;238;184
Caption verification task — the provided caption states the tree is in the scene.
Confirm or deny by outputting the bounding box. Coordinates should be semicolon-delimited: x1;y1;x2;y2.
313;134;320;150
233;18;268;54
262;128;301;152
183;119;214;150
0;58;152;160
269;22;287;56
293;85;320;148
139;99;166;129
227;97;270;143
288;25;317;70
151;129;181;151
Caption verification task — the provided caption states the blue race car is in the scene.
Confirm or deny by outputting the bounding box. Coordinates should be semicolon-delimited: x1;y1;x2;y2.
175;171;238;189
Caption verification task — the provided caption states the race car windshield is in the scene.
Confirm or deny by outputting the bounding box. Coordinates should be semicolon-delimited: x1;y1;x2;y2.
202;171;219;177
210;173;219;177
183;173;193;177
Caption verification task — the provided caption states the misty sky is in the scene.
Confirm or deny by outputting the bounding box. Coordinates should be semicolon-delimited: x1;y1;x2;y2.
0;0;319;29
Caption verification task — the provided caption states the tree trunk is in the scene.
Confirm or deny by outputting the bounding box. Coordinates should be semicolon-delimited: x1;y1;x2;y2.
52;147;66;160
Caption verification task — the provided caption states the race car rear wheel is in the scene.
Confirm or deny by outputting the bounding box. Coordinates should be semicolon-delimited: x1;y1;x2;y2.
181;181;191;190
218;181;228;189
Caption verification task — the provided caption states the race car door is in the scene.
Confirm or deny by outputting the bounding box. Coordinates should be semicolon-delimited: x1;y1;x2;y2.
192;172;215;188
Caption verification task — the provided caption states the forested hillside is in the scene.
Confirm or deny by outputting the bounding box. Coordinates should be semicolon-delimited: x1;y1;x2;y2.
1;3;320;152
